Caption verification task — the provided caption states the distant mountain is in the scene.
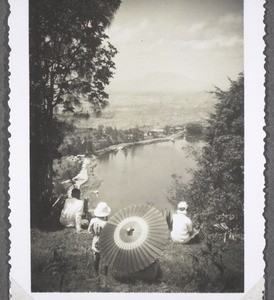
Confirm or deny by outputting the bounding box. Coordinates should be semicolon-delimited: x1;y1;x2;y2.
107;71;211;93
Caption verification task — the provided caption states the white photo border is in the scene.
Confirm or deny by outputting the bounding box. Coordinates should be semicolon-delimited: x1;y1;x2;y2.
8;0;265;299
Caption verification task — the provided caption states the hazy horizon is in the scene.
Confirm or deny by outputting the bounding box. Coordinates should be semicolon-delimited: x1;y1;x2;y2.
71;91;216;129
106;0;243;92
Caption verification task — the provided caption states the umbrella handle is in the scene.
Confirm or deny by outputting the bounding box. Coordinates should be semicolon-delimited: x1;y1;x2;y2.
126;227;135;236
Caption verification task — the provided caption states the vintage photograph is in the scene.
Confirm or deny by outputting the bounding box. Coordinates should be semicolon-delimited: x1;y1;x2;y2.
29;0;245;293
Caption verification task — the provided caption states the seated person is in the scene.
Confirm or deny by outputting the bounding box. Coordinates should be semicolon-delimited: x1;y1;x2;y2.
59;188;85;233
171;201;199;244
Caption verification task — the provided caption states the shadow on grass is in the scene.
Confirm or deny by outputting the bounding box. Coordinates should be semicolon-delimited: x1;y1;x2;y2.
111;260;163;285
38;218;64;232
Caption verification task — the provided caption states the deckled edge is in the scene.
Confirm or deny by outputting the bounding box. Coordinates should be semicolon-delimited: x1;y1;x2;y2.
0;1;272;299
264;0;274;300
0;0;10;299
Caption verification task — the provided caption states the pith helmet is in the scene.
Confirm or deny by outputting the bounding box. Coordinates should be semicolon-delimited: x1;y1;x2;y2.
94;202;111;217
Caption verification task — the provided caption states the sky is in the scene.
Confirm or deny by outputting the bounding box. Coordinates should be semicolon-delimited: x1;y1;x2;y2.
106;0;243;90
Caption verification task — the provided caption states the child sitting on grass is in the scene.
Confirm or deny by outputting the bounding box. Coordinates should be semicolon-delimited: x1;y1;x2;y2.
88;202;111;275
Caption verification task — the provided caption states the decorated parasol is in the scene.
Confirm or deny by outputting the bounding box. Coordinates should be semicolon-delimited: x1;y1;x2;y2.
99;204;169;275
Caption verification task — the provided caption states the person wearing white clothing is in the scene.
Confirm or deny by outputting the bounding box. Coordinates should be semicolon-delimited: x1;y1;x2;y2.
88;202;111;275
60;188;84;233
171;201;199;244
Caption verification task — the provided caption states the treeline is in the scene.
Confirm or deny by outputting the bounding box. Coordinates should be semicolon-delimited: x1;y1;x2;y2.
58;121;206;156
168;74;244;238
58;126;145;156
164;123;205;137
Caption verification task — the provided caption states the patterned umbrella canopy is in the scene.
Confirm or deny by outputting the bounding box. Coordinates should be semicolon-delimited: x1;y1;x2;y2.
99;204;169;275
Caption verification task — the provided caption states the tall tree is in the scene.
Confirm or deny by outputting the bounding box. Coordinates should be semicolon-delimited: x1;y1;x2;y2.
168;74;244;234
30;0;121;225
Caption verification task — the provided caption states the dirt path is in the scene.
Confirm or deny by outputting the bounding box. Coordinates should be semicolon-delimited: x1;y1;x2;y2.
60;155;102;212
78;156;103;212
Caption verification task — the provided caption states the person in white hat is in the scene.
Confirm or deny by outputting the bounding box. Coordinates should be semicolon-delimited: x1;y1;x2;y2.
170;201;199;244
88;202;111;275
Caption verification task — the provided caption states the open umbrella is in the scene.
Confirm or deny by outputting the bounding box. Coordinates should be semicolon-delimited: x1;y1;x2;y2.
99;204;169;275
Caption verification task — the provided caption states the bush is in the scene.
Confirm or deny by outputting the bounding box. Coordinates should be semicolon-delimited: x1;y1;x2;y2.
52;156;82;197
185;122;203;136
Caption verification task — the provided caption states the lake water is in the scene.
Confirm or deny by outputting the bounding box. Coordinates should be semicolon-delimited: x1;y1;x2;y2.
94;139;202;213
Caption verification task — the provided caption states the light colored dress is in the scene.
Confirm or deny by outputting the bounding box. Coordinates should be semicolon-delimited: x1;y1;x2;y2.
88;217;107;253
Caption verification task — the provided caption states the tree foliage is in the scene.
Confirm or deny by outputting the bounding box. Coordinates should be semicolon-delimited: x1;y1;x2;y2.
30;0;121;225
185;122;203;136
169;74;244;234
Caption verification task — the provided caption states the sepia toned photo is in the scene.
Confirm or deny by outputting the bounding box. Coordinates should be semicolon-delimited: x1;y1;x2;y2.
29;0;245;293
8;0;266;299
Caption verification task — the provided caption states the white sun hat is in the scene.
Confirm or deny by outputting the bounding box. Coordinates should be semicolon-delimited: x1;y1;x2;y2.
94;202;111;217
178;201;188;210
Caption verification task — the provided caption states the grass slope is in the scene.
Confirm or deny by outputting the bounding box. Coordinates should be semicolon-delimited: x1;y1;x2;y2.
31;227;243;293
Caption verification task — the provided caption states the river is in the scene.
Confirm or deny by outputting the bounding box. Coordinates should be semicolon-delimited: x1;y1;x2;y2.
93;139;203;213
